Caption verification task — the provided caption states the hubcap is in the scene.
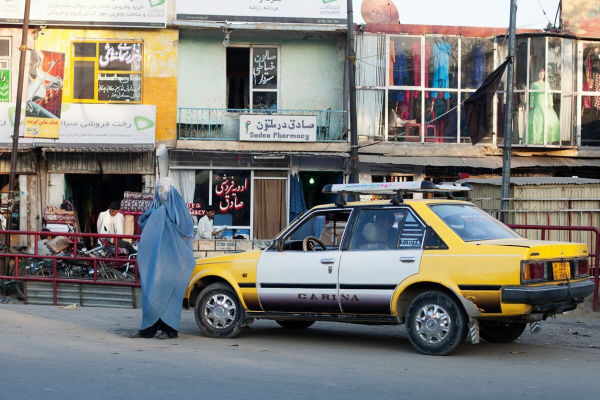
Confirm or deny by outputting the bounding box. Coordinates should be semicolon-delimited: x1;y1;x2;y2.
415;304;451;344
204;294;237;330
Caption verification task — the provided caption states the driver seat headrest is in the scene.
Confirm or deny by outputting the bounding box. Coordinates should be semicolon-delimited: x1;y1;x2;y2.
362;222;386;243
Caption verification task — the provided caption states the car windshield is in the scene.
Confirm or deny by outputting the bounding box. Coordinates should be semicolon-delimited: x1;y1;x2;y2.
430;204;520;242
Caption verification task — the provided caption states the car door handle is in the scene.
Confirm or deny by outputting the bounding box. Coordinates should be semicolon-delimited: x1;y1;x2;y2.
320;258;336;265
400;257;416;263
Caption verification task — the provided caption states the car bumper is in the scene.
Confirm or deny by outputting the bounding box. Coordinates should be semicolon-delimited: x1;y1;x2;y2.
501;279;595;305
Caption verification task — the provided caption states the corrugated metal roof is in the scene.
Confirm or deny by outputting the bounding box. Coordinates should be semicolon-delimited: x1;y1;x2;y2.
359;155;600;169
463;177;600;186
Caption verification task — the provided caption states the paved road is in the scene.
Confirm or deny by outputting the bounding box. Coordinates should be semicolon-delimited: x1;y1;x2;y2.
1;303;599;400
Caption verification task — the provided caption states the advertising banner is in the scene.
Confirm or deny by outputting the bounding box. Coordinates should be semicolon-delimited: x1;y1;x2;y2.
0;0;166;28
213;170;251;227
176;0;347;24
0;103;156;147
0;69;8;102
25;50;65;139
562;0;600;37
240;114;317;142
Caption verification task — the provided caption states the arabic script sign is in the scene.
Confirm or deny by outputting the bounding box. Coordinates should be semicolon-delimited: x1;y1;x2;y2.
253;48;277;89
240;114;317;142
176;0;347;24
0;103;156;147
0;0;166;28
213;171;251;227
0;69;9;102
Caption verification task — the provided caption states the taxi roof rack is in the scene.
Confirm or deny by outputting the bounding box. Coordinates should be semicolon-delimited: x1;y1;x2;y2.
322;181;473;207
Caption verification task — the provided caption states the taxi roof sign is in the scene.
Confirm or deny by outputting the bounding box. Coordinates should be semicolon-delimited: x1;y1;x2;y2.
322;181;472;196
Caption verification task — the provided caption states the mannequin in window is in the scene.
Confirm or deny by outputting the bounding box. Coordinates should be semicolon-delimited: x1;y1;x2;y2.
528;68;560;145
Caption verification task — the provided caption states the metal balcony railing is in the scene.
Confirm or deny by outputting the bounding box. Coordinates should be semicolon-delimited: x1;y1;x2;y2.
177;108;348;142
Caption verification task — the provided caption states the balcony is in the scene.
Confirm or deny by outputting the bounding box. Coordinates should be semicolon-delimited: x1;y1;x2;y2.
177;108;348;143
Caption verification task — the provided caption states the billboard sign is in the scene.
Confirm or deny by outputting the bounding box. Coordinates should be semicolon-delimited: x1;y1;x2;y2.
176;0;347;24
0;0;166;28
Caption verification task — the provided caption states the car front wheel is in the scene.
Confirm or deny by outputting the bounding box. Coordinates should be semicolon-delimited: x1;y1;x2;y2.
195;283;243;339
405;291;468;356
480;321;527;343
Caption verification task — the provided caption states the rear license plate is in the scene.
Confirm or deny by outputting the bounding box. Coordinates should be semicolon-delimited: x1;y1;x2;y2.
552;262;570;280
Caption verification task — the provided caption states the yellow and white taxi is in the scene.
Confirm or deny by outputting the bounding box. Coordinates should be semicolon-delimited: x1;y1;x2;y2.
184;182;594;356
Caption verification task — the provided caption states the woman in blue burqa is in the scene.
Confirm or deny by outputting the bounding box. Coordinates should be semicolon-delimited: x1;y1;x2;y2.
130;178;195;339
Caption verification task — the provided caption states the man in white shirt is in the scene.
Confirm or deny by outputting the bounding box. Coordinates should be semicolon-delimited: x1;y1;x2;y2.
197;207;218;239
97;201;136;254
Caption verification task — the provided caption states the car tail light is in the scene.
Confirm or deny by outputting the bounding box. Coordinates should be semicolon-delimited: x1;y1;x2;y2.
522;261;547;283
575;258;589;278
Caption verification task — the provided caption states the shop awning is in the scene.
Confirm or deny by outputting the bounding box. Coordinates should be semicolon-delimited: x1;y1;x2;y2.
359;155;600;170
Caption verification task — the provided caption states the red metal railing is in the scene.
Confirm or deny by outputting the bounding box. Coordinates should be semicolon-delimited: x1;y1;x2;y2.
0;230;140;306
509;224;600;312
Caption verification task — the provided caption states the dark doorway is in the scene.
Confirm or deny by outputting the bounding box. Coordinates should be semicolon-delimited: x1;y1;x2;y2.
65;174;142;233
226;47;250;109
300;171;343;209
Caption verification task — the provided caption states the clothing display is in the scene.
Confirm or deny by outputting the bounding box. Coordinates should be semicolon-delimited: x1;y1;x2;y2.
412;42;430;96
527;81;560;144
392;51;408;101
471;44;486;88
120;191;154;213
432;41;451;99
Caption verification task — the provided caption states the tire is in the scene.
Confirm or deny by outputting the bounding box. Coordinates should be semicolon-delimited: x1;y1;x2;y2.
100;269;126;281
480;321;527;343
194;283;243;339
276;320;315;329
15;263;28;299
405;291;468;356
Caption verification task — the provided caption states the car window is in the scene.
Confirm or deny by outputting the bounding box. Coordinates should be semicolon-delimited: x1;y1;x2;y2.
286;210;351;250
430;204;520;242
398;212;426;249
349;209;407;251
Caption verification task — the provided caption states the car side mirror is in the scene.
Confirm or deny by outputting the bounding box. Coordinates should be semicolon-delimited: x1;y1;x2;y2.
274;238;284;252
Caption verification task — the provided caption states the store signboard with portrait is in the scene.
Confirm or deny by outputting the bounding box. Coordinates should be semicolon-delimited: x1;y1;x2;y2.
24;50;65;139
176;0;346;24
0;0;166;28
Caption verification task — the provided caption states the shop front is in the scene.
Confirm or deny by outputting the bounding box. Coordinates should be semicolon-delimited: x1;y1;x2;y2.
169;150;346;240
356;25;600;150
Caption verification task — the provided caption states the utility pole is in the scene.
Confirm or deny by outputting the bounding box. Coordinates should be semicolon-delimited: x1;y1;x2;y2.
346;0;359;184
7;0;32;232
500;0;517;223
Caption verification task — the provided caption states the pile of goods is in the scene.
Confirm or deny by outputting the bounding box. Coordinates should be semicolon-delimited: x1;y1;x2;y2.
120;191;154;213
44;206;76;224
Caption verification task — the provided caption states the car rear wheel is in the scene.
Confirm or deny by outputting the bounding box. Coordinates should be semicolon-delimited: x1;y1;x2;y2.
195;283;243;339
276;320;315;329
405;291;468;356
480;321;527;343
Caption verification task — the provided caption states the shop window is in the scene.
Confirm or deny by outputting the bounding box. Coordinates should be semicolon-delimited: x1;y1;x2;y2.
72;41;143;103
425;37;458;91
529;37;546;88
581;95;600;146
194;169;252;228
388;90;422;142
424;91;458;143
461;92;492;144
226;46;279;110
389;36;421;87
461;38;494;90
581;42;600;146
0;37;11;102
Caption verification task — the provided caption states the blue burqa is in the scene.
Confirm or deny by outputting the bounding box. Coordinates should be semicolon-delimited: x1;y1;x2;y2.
137;182;195;331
